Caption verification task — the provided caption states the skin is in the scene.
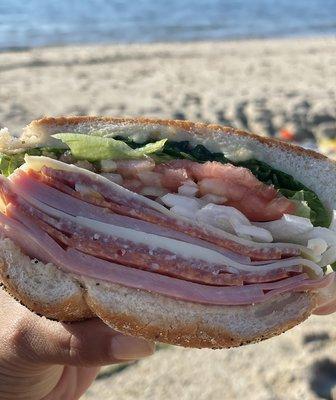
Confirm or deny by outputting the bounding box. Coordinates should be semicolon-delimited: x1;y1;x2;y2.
0;288;155;400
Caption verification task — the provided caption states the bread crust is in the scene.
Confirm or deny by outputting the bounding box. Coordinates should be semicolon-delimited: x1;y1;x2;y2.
0;116;329;348
0;256;93;321
85;288;316;349
27;115;327;161
25;116;336;211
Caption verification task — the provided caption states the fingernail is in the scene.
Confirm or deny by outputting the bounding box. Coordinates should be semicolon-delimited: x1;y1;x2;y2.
111;335;155;361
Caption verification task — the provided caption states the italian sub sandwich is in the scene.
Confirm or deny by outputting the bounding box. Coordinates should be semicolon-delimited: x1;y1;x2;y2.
0;116;335;348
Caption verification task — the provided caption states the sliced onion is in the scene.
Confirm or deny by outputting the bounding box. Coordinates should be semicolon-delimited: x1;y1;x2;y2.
161;194;202;211
231;222;273;243
283;214;313;228
196;209;234;233
138;171;162;187
100;173;123;185
170;205;196;219
306;227;336;247
200;194;227;205
195;204;255;236
307;238;328;256
178;183;199;197
318;245;336;267
199;204;251;225
100;160;117;172
255;214;313;243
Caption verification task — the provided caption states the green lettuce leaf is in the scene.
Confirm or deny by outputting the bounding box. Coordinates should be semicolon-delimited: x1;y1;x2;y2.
52;133;167;161
278;190;310;219
0;147;65;177
0;153;25;176
120;139;231;164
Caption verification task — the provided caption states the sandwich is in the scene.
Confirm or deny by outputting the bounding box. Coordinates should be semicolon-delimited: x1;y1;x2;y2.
0;116;335;349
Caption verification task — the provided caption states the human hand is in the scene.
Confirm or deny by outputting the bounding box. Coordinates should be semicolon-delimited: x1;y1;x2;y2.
0;287;155;400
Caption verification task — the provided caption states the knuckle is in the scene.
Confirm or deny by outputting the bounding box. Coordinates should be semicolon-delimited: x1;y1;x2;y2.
65;333;93;366
63;332;111;366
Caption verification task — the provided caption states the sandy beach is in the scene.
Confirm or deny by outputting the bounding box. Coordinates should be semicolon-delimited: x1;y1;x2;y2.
83;314;336;400
1;37;336;146
1;36;336;399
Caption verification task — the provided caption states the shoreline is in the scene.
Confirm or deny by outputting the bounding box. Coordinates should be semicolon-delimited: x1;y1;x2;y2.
1;33;335;53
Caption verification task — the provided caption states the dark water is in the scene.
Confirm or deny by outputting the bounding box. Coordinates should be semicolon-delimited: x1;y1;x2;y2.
1;0;336;50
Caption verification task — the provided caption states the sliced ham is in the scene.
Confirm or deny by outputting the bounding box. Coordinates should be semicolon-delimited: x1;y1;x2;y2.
122;179;143;193
312;273;336;315
0;209;331;306
21;157;305;261
11;204;244;286
11;202;311;286
8;170;252;264
1;176;322;279
0;155;331;310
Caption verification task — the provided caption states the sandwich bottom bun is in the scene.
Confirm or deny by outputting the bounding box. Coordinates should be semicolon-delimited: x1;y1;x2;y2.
0;238;316;349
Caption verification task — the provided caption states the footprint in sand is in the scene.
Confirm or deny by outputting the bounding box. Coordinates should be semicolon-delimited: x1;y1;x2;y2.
303;332;330;345
303;332;331;353
172;111;186;120
309;358;336;399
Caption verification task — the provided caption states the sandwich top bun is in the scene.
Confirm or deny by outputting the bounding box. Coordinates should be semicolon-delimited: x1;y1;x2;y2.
0;116;334;348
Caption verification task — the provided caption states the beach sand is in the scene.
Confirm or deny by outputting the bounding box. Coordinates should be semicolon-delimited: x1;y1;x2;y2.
1;37;336;144
1;37;336;399
83;314;336;400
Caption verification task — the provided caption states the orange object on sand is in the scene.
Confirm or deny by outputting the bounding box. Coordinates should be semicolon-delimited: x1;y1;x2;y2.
279;128;295;141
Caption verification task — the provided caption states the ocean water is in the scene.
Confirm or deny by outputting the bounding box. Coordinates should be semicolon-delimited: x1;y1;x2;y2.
1;0;336;50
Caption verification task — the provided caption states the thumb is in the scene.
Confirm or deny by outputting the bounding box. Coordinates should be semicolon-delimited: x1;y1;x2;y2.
0;287;154;366
13;317;155;366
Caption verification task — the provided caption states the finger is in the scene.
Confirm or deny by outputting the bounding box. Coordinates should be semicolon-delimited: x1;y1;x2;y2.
0;289;155;366
41;366;101;400
14;316;155;366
